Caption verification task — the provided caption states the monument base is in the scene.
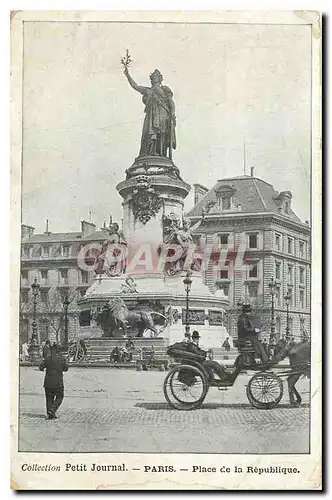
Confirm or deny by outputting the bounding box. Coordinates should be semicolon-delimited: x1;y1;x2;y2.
79;272;229;349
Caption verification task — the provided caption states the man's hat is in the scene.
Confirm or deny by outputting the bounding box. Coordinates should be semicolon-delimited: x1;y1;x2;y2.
242;304;252;313
192;330;200;339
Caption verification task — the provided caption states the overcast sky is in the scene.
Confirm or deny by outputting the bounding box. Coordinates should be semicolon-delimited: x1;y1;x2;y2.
21;21;311;233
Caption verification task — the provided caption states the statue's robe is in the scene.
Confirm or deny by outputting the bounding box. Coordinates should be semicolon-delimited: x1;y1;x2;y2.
140;85;176;156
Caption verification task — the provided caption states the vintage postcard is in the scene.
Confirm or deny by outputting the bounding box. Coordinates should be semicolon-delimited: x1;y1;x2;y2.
10;10;322;490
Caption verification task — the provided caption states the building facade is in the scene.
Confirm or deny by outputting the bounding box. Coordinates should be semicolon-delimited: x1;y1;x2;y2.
187;173;311;341
20;220;108;345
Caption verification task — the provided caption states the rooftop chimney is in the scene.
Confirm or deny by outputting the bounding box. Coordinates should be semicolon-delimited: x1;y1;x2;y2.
193;183;209;205
44;219;51;235
21;224;35;240
81;220;96;237
250;166;254;177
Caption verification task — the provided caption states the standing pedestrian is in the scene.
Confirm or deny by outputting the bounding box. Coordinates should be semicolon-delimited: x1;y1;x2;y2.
222;337;231;352
39;343;68;420
21;341;29;362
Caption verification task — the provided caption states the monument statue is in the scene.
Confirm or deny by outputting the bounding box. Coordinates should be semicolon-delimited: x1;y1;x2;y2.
122;50;176;158
96;297;166;338
94;223;127;277
159;214;202;275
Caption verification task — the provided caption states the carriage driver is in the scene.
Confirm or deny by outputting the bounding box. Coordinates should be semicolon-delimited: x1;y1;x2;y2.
237;304;268;363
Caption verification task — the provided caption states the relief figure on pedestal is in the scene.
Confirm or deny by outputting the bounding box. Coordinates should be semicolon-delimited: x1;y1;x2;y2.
160;214;202;275
94;223;127;277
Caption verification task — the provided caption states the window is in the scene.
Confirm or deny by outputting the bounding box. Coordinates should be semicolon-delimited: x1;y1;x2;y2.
248;234;258;249
62;245;70;257
81;270;89;284
275;234;281;251
300;290;305;309
40;269;48;280
42;246;50;258
59;269;68;285
287;265;293;285
21;269;28;281
276;287;281;306
299;267;305;285
299;241;305;258
221;196;231;210
219;234;229;246
22;246;30;258
275;262;281;280
249;263;258;278
276;316;281;334
41;290;48;304
287;238;293;254
21;291;29;303
248;284;258;298
192;235;201;247
285;201;290;214
289;317;293;336
287;288;293;307
80;289;87;297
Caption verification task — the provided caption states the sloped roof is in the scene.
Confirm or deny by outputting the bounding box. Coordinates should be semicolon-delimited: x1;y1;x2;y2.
186;175;302;222
22;230;108;244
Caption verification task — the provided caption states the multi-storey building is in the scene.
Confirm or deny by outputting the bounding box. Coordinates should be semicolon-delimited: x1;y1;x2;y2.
187;171;311;340
20;220;107;345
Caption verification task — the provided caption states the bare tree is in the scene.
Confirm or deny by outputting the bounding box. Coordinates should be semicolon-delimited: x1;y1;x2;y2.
42;287;78;344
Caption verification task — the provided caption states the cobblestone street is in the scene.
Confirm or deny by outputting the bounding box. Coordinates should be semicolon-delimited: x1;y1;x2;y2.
19;367;310;454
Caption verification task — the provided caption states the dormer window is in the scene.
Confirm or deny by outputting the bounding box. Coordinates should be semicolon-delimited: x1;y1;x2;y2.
42;246;50;258
214;185;236;212
62;245;70;257
221;196;231;210
274;190;293;215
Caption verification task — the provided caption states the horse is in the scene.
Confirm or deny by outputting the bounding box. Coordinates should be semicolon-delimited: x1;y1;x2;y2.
96;297;166;338
269;341;310;407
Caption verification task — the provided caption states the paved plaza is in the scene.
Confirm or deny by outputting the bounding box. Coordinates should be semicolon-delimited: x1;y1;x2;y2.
19;367;310;454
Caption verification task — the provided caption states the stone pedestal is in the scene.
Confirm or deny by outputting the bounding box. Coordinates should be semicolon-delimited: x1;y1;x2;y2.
78;154;230;349
117;155;191;249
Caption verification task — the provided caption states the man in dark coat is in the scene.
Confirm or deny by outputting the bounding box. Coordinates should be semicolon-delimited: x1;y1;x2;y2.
39;343;68;420
237;305;268;363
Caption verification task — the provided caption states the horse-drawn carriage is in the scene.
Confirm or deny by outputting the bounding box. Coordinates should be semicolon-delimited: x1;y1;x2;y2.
163;339;310;410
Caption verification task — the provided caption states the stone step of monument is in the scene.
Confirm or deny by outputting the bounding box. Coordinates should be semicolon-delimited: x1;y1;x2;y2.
85;338;166;348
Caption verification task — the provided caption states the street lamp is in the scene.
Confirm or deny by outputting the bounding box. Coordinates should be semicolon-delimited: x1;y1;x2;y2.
183;271;193;340
284;292;291;340
31;277;40;340
62;296;70;347
29;277;40;361
268;277;277;341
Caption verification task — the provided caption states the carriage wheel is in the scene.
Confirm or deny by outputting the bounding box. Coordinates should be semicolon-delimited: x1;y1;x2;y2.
246;372;284;409
76;346;85;363
68;344;76;358
163;364;209;410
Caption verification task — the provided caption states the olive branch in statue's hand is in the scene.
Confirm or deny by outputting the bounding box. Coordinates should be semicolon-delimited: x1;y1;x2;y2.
121;49;132;72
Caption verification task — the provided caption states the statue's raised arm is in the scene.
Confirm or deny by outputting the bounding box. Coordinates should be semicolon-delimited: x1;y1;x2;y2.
123;67;148;95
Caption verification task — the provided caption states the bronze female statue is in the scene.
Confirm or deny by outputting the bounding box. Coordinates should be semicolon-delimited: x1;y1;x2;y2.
124;66;176;158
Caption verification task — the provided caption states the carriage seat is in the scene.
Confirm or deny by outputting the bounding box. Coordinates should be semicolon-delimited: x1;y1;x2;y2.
234;339;255;352
234;339;256;367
